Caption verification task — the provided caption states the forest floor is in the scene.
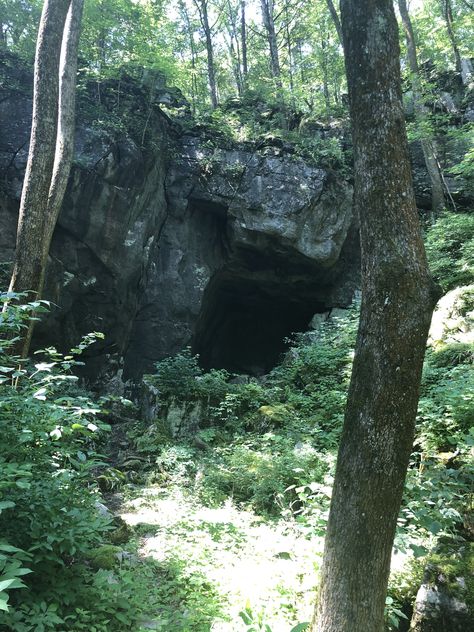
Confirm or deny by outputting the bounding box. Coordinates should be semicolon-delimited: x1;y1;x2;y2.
112;484;322;631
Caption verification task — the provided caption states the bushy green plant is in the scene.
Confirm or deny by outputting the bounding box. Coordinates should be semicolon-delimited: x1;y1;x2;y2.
425;212;474;290
198;434;326;516
0;296;162;630
149;348;231;405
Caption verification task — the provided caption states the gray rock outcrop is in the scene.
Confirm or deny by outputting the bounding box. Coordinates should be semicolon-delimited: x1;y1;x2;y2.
0;63;359;380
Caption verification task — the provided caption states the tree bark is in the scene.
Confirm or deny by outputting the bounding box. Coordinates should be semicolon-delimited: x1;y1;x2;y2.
260;0;282;88
241;0;248;81
441;0;463;78
45;0;84;249
7;0;83;357
326;0;343;45
310;1;439;631
225;0;243;96
195;0;218;108
7;0;70;307
398;0;445;216
179;0;198;114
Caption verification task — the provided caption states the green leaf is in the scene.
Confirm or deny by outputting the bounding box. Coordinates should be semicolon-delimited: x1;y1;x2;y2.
290;624;309;632
0;578;17;592
239;610;253;625
0;592;10;612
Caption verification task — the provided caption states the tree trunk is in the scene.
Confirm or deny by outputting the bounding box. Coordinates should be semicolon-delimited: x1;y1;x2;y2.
321;35;331;120
7;0;83;357
241;0;248;81
398;0;445;216
225;0;243;96
195;0;218;109
7;0;70;312
311;1;439;630
260;0;282;88
441;0;463;78
45;0;84;250
179;0;198;114
326;0;343;45
284;1;294;97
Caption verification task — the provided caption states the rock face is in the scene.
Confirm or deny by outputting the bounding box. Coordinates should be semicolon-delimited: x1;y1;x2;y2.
0;69;359;380
125;136;358;377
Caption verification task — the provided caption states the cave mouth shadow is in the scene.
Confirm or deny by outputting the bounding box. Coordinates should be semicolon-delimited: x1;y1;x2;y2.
192;273;326;376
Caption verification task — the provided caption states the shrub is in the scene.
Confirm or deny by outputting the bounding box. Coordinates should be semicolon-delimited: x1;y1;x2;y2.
0;296;157;630
425;212;474;291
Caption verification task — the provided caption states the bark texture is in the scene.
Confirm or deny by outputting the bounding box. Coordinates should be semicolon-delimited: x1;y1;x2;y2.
195;0;218;108
46;0;84;248
311;1;439;631
260;0;282;87
326;0;343;45
8;0;70;306
441;0;463;78
241;0;248;80
398;0;445;216
7;0;83;356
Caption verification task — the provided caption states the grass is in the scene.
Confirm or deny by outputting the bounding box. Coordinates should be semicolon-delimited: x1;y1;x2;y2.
119;485;320;631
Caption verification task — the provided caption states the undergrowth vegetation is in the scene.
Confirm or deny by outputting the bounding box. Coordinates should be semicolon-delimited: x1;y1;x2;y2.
0;296;164;631
0;208;472;630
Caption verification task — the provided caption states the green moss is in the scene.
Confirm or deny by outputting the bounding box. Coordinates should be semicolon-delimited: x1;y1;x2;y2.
109;520;133;545
425;543;474;607
88;545;123;570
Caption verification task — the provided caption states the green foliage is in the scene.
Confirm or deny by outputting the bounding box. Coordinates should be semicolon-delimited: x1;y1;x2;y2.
425;212;474;290
148;348;230;403
198;434;327;516
0;298;171;630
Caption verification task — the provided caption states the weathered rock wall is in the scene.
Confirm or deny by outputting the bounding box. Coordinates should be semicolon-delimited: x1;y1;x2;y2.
0;65;361;381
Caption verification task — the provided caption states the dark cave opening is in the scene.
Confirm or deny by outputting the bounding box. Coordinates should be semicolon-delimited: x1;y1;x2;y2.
193;272;326;375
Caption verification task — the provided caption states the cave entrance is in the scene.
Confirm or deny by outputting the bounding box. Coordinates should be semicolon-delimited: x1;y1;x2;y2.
193;273;324;375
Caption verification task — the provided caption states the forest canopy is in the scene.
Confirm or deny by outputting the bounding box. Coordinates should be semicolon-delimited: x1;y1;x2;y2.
0;0;472;116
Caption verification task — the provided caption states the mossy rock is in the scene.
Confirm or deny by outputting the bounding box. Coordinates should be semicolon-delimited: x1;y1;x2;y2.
88;545;123;570
258;404;293;424
109;518;133;545
410;543;474;631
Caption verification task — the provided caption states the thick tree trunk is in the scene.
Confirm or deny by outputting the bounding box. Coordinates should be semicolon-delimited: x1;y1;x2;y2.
7;0;70;305
398;0;445;216
326;0;343;45
311;1;439;631
260;0;282;88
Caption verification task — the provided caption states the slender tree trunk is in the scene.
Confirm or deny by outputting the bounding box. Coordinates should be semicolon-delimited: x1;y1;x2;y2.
321;35;331;120
7;0;84;357
398;0;445;216
44;0;84;249
284;2;294;97
195;0;218;109
179;0;198;114
441;0;463;77
311;1;439;630
7;0;70;305
226;0;243;96
260;0;282;88
241;0;248;82
326;0;343;45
